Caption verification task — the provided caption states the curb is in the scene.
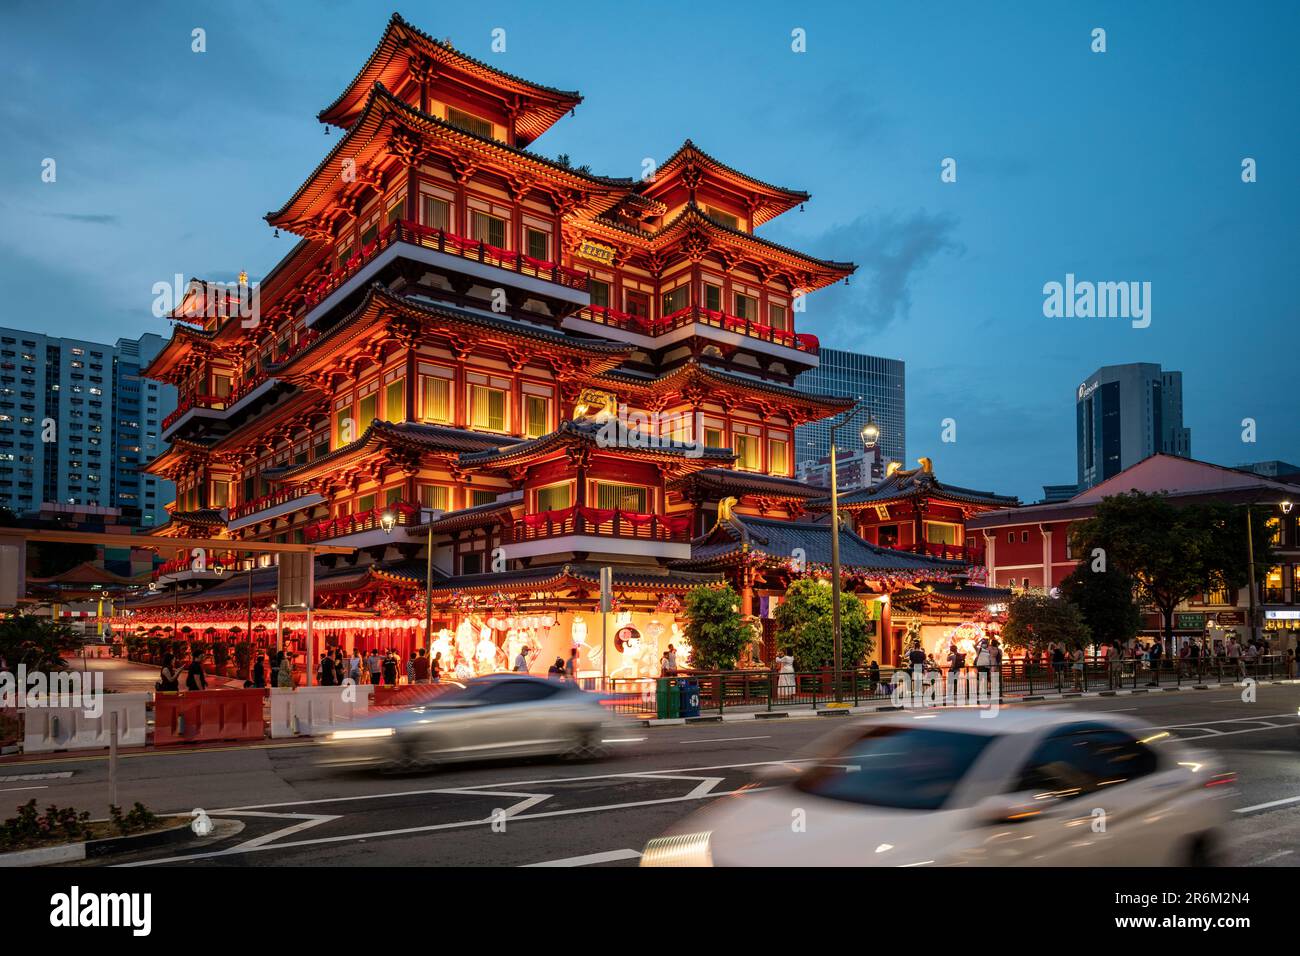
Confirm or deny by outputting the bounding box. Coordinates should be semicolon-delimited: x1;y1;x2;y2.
0;818;194;868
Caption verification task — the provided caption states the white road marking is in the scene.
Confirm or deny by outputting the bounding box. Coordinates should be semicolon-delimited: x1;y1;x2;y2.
0;786;47;793
0;772;72;783
681;736;772;744
523;848;642;867
1234;794;1300;814
223;811;341;850
1255;849;1295;864
602;737;647;743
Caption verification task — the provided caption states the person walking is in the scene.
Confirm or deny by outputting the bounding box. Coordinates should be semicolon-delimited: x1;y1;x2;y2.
513;645;531;673
276;651;293;688
413;648;431;684
382;650;398;687
1071;645;1085;690
367;648;383;687
1108;641;1123;689
867;659;882;697
406;652;417;685
348;649;362;685
946;643;966;702
665;644;679;675
318;652;336;687
185;652;208;691
1147;638;1164;686
251;654;267;689
431;651;442;683
1050;643;1066;691
565;647;580;684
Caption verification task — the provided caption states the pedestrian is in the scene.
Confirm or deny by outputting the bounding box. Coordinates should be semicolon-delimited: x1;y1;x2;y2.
867;659;881;697
413;648;431;684
775;648;795;699
319;652;336;686
348;648;362;684
565;647;580;683
946;642;966;701
367;648;383;687
666;644;679;675
185;652;208;691
1071;645;1085;690
1050;643;1066;690
1108;641;1123;689
547;657;565;680
513;645;530;672
907;640;927;673
158;653;181;692
431;651;442;683
1148;638;1164;686
406;652;417;685
974;640;992;695
277;652;293;688
252;654;267;689
382;650;398;687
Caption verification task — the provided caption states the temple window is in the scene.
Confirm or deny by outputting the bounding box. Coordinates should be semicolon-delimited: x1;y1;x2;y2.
525;227;549;261
767;303;788;331
212;373;231;397
703;282;722;312
384;486;403;506
462;553;483;574
625;291;650;318
703;426;724;449
446;106;494;140
767;438;789;475
524;395;550;438
535;482;571;512
361;222;379;248
334;404;354;448
419;373;452;424
357;392;379;431
210;480;229;508
471;210;506;248
419;485;449;510
335;244;353;271
358;493;376;513
925;522;960;546
386;197;405;225
589;280;610;308
705;206;740;230
661;285;689;316
471;489;497;506
734;434;761;471
733;293;757;321
384;378;405;422
469;384;507;432
422;196;451;232
595;482;648;512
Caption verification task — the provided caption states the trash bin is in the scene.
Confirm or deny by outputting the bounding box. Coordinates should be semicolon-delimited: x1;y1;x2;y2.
678;678;701;718
655;677;681;719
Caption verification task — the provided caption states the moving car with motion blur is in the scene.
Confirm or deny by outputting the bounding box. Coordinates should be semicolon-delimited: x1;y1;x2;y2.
319;674;620;772
641;709;1235;866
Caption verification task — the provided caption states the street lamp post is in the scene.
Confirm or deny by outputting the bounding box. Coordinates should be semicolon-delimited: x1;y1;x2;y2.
1246;498;1294;644
828;405;878;701
381;510;435;651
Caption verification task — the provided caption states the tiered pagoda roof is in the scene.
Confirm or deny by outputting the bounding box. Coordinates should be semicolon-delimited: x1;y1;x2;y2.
814;460;1020;514
635;140;810;227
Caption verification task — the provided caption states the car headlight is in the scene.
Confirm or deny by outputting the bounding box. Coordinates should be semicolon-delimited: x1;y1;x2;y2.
639;831;713;867
326;727;395;741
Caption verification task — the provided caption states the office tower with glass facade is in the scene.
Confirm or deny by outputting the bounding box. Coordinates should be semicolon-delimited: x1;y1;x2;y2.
794;347;905;469
1076;362;1191;491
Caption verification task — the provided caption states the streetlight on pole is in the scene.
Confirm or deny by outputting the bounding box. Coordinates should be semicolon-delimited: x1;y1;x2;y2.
381;510;436;652
828;402;877;701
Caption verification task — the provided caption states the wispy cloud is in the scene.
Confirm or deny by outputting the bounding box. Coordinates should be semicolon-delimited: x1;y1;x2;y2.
42;212;121;225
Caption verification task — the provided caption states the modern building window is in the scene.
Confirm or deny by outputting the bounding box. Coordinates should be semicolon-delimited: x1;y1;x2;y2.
525;395;549;438
595;482;648;512
419;375;452;424
471;211;506;248
470;384;507;432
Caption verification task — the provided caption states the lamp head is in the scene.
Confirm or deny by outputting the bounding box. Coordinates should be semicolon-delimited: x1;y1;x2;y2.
380;511;397;534
860;415;880;450
1282;500;1294;515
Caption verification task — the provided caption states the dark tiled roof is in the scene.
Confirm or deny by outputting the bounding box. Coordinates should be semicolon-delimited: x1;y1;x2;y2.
675;514;967;573
645;139;810;201
670;467;828;500
168;509;227;527
272;420;521;482
422;562;721;596
891;583;1014;608
597;360;854;412
817;466;1019;510
458;418;736;468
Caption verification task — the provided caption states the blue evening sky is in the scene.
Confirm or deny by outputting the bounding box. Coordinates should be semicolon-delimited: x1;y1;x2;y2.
1;1;1296;501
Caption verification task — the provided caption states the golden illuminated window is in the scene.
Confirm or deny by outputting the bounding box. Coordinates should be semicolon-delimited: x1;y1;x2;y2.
470;384;507;432
735;434;761;470
526;228;549;261
767;438;789;475
419;485;449;510
334;405;354;448
525;395;549;438
1267;517;1282;546
357;393;378;430
446;107;494;139
210;481;229;508
704;426;724;449
536;483;571;512
384;379;405;422
420;376;452;424
925;522;960;546
471;490;497;506
386;199;405;225
596;482;648;512
705;206;740;230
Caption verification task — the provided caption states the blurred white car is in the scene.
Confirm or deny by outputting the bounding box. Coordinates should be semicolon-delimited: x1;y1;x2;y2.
642;709;1234;866
319;674;619;771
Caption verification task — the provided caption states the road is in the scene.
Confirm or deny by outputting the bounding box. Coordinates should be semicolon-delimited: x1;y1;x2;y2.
7;683;1299;867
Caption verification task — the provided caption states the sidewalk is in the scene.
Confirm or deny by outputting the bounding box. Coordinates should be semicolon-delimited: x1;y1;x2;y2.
641;675;1300;725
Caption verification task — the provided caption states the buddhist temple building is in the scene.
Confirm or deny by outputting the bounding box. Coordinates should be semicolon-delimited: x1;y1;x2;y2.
121;13;984;678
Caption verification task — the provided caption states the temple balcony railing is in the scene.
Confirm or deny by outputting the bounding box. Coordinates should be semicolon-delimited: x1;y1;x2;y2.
886;542;986;564
502;506;693;562
566;304;820;361
302;500;421;544
296;220;590;329
226;488;327;531
161;392;231;437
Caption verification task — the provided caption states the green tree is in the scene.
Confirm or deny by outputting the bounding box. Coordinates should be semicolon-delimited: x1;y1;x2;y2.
1058;564;1141;647
773;578;874;672
0;614;85;671
1001;592;1091;654
1069;492;1272;644
682;585;751;670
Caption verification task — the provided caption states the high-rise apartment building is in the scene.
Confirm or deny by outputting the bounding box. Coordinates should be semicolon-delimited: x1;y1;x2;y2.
0;328;176;526
1076;362;1191;491
794;347;905;469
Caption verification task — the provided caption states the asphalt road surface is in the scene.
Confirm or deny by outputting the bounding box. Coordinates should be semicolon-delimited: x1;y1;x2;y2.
11;683;1300;868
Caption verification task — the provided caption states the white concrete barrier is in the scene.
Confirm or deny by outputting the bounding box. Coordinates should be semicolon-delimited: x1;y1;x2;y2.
269;684;373;738
21;693;150;753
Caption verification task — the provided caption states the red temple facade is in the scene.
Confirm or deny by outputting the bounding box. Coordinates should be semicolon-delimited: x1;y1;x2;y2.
124;14;975;678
